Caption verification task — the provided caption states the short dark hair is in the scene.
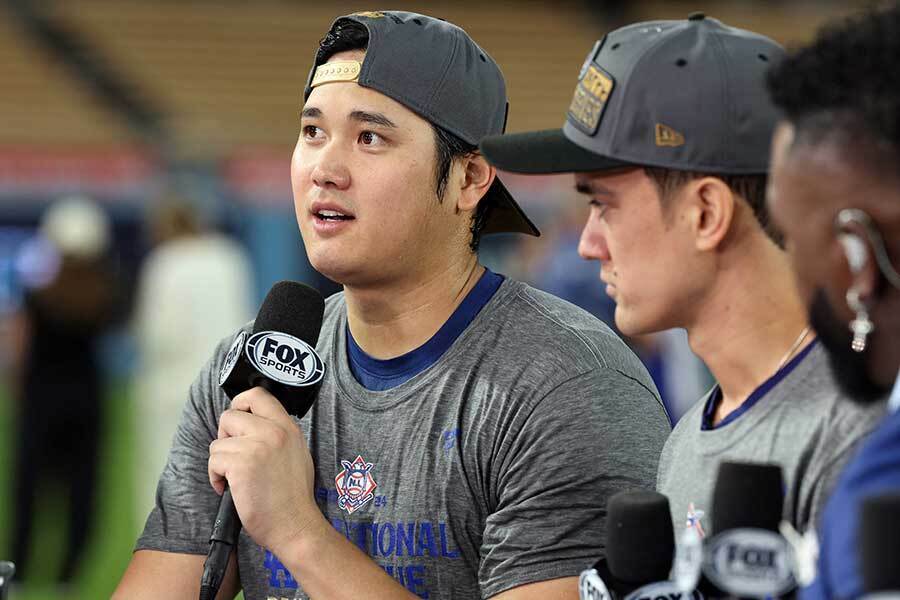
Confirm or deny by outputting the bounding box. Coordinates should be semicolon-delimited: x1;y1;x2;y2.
643;168;780;245
316;18;490;251
766;3;900;172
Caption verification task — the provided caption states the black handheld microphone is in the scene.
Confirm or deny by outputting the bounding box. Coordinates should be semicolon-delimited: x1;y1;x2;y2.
860;492;900;596
199;281;326;600
579;490;700;600
701;461;796;599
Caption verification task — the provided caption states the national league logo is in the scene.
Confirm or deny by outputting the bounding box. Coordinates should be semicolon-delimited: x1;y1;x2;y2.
335;455;377;515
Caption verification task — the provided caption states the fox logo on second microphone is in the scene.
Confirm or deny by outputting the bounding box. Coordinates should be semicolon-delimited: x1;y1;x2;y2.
246;331;325;386
704;528;796;598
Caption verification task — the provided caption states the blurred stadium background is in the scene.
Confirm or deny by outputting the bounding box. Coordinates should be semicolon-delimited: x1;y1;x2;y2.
0;1;869;598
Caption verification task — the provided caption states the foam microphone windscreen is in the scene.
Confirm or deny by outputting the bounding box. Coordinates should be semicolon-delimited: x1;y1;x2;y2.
219;280;326;418
861;492;900;593
712;461;784;534
254;280;325;343
606;490;675;583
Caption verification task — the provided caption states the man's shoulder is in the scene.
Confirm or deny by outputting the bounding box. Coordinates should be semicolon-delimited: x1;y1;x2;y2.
658;389;711;468
490;279;639;369
783;343;886;435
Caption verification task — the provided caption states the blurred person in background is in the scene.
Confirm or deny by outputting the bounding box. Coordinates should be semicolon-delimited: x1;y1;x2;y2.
8;196;117;584
482;13;884;535
766;4;900;597
132;194;253;530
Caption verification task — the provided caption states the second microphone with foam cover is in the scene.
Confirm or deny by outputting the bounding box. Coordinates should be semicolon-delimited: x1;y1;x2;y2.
712;461;784;534
579;490;678;599
703;461;796;599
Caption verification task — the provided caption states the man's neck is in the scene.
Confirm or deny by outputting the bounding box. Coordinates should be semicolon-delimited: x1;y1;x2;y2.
686;239;813;425
344;258;485;360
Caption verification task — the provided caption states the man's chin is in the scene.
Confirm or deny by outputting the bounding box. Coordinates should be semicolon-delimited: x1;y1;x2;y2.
809;289;890;404
307;261;349;287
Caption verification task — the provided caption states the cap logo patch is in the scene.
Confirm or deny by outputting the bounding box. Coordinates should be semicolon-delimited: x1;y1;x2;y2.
567;63;614;135
351;11;385;19
310;60;361;89
655;123;685;147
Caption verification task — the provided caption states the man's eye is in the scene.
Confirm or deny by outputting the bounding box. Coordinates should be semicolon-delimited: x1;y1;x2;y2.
359;131;382;145
303;125;323;139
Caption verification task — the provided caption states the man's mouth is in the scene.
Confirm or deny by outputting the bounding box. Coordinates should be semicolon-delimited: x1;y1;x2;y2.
315;209;354;222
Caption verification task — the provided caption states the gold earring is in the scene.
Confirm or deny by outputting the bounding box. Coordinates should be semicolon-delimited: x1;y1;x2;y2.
846;288;874;352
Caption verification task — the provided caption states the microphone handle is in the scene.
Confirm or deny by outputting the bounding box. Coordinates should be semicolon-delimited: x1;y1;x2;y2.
201;375;312;599
200;373;306;600
200;378;278;600
200;486;242;600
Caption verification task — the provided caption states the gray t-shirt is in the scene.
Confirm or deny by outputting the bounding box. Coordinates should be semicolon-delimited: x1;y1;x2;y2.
137;279;671;599
657;342;884;535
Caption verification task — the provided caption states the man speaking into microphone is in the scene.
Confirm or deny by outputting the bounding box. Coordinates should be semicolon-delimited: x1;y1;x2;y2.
113;11;669;600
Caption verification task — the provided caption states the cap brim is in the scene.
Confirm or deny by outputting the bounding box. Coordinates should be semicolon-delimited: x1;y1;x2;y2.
481;128;631;175
482;178;540;237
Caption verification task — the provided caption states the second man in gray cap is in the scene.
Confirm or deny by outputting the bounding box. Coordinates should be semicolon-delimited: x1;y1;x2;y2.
482;13;883;536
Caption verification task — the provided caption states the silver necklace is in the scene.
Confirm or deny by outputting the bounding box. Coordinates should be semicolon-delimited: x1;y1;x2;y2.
775;326;812;372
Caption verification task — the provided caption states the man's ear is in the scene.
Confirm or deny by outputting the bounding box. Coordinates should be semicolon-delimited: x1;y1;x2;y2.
690;177;736;252
835;220;878;306
457;153;496;213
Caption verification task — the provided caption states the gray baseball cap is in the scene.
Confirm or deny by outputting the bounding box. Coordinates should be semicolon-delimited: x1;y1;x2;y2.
480;13;784;175
304;11;539;237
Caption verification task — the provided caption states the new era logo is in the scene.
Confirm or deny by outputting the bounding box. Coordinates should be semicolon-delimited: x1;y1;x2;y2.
656;123;685;147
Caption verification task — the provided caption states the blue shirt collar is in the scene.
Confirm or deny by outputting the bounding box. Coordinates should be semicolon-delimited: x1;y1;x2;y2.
346;268;504;391
701;339;819;430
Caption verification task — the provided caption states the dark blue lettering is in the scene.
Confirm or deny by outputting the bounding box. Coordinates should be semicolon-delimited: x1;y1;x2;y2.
387;563;407;587
441;428;461;452
439;523;460;558
350;521;368;552
407;565;428;598
366;522;378;556
263;550;298;589
416;522;438;557
397;522;415;556
378;523;396;556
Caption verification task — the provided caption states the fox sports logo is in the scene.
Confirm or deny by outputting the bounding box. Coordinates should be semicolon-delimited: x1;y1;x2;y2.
704;528;795;598
245;331;325;386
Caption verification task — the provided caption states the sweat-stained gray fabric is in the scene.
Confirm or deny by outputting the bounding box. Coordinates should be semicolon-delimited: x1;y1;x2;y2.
657;343;884;536
136;278;671;599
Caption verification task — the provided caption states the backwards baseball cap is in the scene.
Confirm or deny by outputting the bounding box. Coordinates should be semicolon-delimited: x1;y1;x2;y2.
481;13;784;175
303;11;539;237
